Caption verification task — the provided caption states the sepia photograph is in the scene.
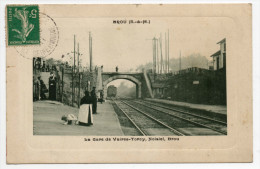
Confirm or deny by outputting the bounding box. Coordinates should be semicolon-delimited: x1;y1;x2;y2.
29;10;228;136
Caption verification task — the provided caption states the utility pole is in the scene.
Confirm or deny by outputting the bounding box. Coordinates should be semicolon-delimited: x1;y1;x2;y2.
159;33;163;74
73;35;76;104
61;64;64;103
146;37;157;75
89;32;92;72
77;43;80;108
89;32;93;90
165;32;167;73
152;37;157;74
156;38;159;74
72;35;75;106
179;50;182;71
168;29;170;73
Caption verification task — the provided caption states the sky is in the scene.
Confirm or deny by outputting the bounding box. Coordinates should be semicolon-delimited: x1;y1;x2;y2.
45;16;230;73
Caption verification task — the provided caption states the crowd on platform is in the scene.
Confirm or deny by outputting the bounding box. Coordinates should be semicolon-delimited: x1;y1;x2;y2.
33;72;57;101
33;57;107;127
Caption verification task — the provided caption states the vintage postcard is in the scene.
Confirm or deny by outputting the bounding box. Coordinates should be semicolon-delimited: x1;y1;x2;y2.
6;4;252;163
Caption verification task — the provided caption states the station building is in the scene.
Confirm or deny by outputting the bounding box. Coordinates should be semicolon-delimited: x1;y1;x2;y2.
211;38;226;70
148;38;227;105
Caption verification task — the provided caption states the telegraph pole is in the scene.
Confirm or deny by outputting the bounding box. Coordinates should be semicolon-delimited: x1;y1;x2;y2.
179;50;182;71
159;33;163;74
72;35;76;106
146;37;157;75
165;32;167;73
61;64;64;103
89;32;92;72
73;35;76;105
77;43;80;108
153;37;156;74
168;29;170;73
89;32;92;91
156;38;159;74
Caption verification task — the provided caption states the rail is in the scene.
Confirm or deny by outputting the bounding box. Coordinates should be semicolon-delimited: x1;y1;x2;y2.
132;100;227;135
120;100;185;136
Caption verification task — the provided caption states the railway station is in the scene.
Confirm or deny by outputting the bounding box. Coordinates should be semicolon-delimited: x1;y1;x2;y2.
33;32;227;136
33;97;227;136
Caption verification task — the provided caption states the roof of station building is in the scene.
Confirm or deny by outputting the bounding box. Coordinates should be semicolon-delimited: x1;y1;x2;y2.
217;38;226;44
210;50;221;57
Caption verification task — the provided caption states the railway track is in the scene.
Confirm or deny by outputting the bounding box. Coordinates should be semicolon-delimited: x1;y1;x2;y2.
128;100;227;135
141;100;226;123
114;100;185;136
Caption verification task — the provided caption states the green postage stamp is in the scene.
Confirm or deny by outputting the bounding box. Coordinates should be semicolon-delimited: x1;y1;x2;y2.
7;5;40;46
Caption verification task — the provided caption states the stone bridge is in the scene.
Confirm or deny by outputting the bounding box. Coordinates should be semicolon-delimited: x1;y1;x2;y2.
101;71;153;99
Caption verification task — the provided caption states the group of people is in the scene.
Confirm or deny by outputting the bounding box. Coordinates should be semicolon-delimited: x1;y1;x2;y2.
34;72;57;101
34;58;58;73
77;87;98;126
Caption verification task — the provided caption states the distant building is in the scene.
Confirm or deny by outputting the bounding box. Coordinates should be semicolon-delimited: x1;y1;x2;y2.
211;38;226;70
152;83;168;98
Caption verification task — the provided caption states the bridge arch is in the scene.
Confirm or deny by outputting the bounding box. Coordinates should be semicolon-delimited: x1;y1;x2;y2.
103;74;142;98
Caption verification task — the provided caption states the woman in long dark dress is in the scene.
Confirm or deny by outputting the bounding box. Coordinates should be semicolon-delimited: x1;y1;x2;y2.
49;73;56;100
78;91;93;126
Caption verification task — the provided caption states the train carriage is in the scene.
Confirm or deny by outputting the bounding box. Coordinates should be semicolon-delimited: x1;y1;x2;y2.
107;85;117;97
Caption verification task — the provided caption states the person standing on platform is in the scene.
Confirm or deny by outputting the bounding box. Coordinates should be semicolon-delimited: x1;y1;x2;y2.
42;61;46;72
38;76;47;100
101;65;103;72
46;65;50;72
100;90;104;104
34;76;41;101
91;87;97;114
78;91;93;126
49;72;56;100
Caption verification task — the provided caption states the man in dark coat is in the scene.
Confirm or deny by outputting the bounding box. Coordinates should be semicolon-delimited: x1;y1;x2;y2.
38;76;47;100
91;87;97;114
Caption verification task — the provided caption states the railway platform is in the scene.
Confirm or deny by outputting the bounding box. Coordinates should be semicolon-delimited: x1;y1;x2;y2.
145;98;227;115
33;100;124;135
